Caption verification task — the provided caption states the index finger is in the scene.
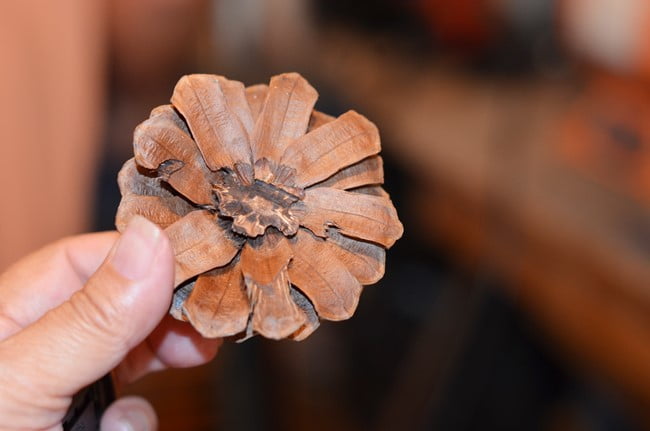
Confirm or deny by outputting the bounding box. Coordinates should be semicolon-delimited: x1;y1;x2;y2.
0;231;119;339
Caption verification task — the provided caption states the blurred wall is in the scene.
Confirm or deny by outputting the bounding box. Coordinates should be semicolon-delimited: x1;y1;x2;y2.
0;1;105;270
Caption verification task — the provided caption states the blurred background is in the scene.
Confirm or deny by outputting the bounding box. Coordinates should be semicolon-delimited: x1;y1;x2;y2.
2;0;650;429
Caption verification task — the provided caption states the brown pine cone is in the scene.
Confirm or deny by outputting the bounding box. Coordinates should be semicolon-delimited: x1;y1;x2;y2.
115;72;403;341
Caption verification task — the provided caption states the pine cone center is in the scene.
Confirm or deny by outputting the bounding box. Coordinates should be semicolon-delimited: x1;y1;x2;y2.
212;165;303;238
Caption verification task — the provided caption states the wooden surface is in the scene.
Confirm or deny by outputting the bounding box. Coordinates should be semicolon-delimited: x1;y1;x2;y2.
310;30;650;421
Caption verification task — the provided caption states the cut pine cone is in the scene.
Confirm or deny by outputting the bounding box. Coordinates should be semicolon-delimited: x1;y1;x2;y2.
116;72;403;341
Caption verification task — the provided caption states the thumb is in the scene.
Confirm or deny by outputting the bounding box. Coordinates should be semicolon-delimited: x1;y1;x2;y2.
0;216;175;402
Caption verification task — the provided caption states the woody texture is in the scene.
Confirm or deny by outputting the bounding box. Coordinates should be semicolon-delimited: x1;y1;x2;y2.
115;72;403;340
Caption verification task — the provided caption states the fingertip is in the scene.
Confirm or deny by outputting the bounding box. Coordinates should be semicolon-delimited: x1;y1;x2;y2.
113;319;223;385
149;317;223;368
101;396;157;431
194;336;223;363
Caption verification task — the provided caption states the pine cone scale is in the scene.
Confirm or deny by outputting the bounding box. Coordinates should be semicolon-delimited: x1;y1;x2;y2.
281;110;381;188
164;210;241;286
244;84;269;122
133;106;216;205
312;155;384;190
184;261;249;338
325;227;386;285
116;159;193;231
288;229;362;321
298;187;403;248
250;73;318;163
171;75;253;170
242;236;305;339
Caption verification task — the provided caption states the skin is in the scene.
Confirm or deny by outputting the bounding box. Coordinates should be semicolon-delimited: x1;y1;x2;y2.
0;216;220;430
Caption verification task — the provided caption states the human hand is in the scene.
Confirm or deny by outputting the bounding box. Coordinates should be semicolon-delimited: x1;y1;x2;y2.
0;216;221;430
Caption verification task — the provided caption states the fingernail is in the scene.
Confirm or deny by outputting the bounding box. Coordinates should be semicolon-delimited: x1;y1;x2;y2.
111;216;162;280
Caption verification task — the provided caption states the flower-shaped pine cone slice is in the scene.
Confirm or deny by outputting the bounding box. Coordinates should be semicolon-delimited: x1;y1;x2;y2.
115;72;403;341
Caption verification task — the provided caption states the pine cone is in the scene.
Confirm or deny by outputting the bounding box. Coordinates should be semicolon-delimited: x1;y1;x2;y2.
115;73;403;341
